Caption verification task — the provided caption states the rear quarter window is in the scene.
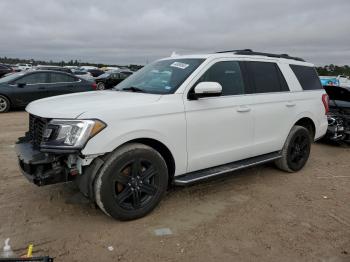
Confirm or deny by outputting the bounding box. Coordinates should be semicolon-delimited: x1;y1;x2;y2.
290;65;322;90
245;61;289;93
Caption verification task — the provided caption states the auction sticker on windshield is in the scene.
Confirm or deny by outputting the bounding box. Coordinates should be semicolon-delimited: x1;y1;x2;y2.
170;62;189;69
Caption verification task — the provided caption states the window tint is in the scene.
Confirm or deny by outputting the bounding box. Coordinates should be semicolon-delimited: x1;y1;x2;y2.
246;62;289;93
290;65;322;90
120;72;132;79
50;73;76;83
16;73;48;84
198;61;245;96
110;73;119;79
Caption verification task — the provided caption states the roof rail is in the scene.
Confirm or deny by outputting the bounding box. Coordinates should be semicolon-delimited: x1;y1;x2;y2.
216;49;253;53
216;49;305;62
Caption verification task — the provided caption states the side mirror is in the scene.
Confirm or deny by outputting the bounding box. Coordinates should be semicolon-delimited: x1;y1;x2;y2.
190;82;222;100
17;82;26;88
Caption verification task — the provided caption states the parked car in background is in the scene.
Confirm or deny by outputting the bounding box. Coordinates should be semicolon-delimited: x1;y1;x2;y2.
324;85;350;143
338;75;350;87
0;70;97;112
34;65;73;74
10;65;21;72
0;64;13;78
95;70;133;90
64;66;79;70
87;69;105;77
320;76;339;86
16;63;33;71
80;65;97;70
72;69;95;81
15;50;328;220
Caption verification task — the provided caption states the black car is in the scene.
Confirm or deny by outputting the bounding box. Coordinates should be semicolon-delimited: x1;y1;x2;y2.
0;70;97;113
324;85;350;143
0;64;13;78
87;69;105;77
95;70;133;90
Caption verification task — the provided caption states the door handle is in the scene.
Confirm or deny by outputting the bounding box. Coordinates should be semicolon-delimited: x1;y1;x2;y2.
237;106;251;113
286;101;296;107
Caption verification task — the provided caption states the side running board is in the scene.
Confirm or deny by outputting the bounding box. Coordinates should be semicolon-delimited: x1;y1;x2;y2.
174;152;281;186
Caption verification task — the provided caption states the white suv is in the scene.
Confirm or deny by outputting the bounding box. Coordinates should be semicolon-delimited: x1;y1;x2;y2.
15;50;329;220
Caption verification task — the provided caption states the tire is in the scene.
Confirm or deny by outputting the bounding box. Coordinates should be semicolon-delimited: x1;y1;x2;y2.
275;126;311;172
94;143;168;220
0;95;10;113
96;82;105;90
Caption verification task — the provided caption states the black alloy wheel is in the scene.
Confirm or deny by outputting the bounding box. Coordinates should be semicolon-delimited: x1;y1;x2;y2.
114;159;158;210
275;125;311;172
288;132;310;169
94;143;168;220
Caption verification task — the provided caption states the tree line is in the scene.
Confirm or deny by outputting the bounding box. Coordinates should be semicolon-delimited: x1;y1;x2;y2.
0;56;143;71
316;64;350;76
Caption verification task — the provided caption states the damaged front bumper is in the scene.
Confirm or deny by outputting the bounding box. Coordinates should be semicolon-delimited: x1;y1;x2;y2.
15;137;72;186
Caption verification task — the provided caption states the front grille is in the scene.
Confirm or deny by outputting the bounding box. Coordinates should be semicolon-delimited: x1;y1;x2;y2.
29;114;49;147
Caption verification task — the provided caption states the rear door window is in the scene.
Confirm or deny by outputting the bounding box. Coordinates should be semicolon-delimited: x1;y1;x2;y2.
245;61;289;93
50;73;77;83
290;65;322;90
197;61;245;96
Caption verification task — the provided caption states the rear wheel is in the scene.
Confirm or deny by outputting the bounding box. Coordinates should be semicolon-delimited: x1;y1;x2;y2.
97;82;105;90
0;95;10;113
275;126;311;172
94;143;168;220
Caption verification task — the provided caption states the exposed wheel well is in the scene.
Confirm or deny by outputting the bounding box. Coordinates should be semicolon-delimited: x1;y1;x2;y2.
124;138;176;186
294;117;316;140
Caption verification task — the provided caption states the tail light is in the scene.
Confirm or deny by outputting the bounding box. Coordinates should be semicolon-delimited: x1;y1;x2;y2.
322;93;329;114
91;83;97;90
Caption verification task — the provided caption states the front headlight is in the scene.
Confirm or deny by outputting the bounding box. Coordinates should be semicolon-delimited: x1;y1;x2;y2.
41;119;106;149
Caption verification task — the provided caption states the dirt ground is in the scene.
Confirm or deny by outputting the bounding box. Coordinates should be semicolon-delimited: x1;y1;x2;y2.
0;111;349;262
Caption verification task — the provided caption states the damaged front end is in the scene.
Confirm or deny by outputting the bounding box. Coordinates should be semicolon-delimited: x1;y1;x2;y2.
324;85;350;143
16;135;81;186
15;114;106;187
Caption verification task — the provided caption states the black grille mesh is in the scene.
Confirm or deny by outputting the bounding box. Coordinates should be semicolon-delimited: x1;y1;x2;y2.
29;114;49;147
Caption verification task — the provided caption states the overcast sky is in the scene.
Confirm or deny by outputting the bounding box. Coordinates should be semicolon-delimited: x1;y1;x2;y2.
0;0;349;65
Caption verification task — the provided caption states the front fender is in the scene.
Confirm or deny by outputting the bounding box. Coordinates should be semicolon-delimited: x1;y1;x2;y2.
81;129;187;176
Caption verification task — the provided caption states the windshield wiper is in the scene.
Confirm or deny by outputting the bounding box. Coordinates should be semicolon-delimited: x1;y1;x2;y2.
121;86;147;93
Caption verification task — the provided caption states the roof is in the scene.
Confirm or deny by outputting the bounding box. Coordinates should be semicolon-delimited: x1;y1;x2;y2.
161;50;313;66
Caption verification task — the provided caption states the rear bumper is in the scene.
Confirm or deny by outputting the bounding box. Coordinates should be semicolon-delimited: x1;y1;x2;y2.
15;138;69;186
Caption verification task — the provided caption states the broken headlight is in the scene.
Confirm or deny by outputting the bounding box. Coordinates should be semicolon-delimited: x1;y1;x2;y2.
41;119;106;149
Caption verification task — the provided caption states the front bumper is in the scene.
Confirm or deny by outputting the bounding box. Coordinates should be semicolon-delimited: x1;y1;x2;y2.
15;138;70;186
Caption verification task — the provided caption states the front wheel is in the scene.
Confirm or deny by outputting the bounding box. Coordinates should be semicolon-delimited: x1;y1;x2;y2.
275;126;311;172
0;95;10;113
94;143;168;220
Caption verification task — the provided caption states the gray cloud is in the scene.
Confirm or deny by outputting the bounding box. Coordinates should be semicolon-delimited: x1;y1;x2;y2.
0;0;349;65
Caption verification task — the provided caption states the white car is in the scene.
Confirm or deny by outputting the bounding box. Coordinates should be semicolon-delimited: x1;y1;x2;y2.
15;50;328;220
16;63;32;71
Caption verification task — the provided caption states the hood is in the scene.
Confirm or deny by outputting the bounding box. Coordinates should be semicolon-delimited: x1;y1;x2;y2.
26;91;162;118
324;85;350;102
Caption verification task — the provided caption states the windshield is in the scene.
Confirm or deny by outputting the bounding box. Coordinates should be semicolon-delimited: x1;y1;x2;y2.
114;58;205;94
0;72;24;83
97;72;111;78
